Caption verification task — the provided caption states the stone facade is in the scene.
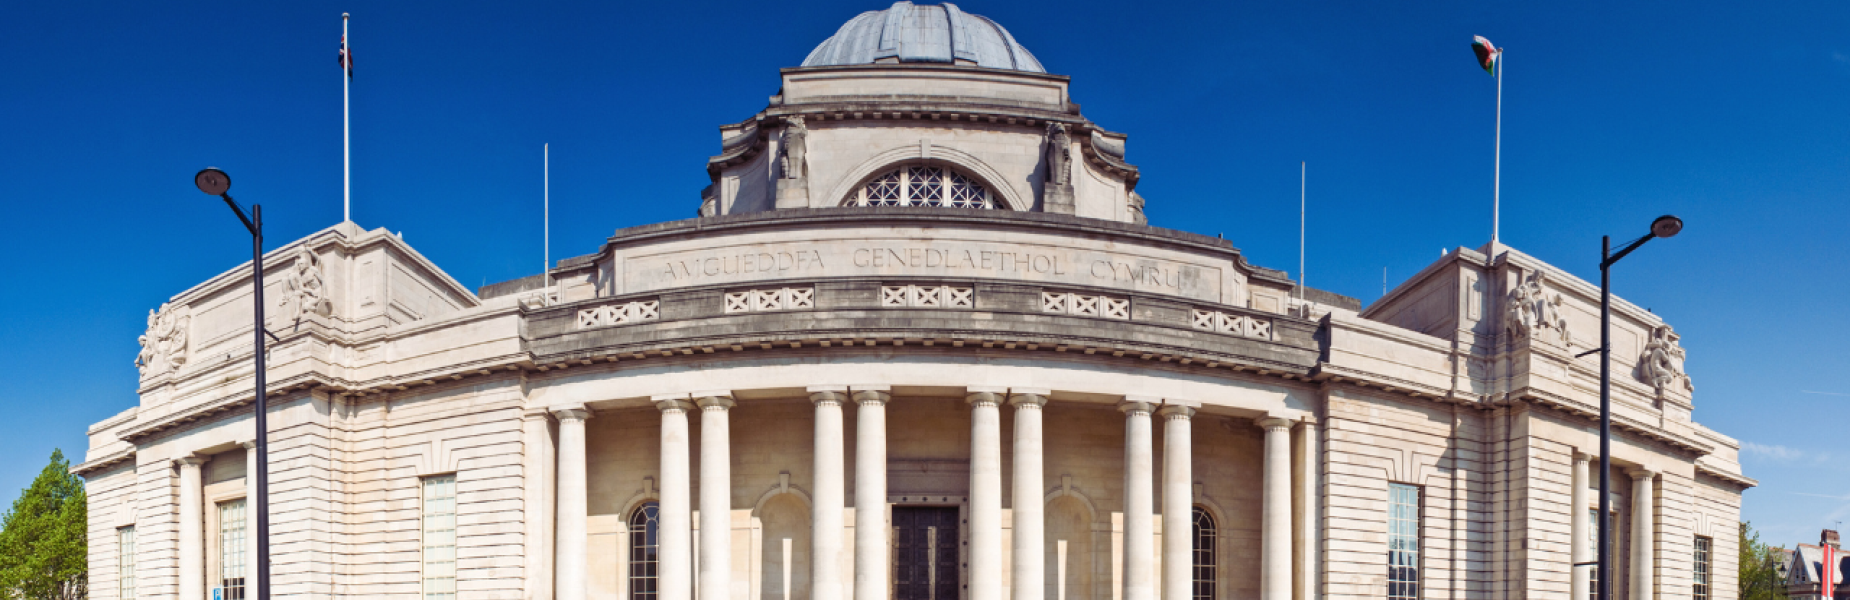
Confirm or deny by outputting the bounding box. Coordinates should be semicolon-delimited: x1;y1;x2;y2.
77;4;1751;600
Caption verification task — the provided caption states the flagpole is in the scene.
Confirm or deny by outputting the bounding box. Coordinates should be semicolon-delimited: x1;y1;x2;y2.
544;143;550;289
343;13;351;223
1492;50;1502;243
1298;161;1305;300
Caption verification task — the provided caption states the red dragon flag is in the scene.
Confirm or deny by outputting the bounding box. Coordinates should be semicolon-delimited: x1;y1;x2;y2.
339;34;353;78
1472;36;1501;75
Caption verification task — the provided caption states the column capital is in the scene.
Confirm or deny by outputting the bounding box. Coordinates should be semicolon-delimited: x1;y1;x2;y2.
1156;404;1195;420
851;388;892;406
176;454;207;467
654;395;695;413
523;406;553;421
241;440;258;450
808;386;848;406
1255;416;1292;431
1118;395;1160;415
551;404;593;422
967;390;1004;408
694;395;736;410
1573;451;1593;463
1008;390;1049;408
1626;466;1658;479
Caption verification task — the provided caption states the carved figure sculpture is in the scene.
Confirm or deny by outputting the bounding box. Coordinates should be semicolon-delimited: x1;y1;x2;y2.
1129;191;1147;225
1045;123;1071;186
1640;324;1692;395
779;117;808;180
1504;270;1570;345
283;246;334;325
135;302;191;376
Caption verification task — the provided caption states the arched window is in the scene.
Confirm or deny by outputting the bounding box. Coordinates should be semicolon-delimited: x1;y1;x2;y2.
1192;506;1216;600
844;165;996;208
629;502;660;600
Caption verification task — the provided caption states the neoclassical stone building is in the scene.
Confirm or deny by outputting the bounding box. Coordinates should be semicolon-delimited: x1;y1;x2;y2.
77;4;1754;600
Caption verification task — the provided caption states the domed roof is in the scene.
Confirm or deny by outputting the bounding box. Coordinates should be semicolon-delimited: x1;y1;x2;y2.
801;2;1045;73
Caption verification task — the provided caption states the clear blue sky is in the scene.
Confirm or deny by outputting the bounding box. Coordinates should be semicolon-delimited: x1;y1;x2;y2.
2;1;1845;545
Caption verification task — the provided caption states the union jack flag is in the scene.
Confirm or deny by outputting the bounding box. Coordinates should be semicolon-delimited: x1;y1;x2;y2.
339;34;353;79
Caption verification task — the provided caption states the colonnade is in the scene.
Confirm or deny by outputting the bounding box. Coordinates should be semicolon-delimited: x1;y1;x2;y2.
548;388;1308;600
1570;453;1661;600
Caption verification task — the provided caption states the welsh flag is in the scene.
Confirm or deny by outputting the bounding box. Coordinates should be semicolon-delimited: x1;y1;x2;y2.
1472;36;1501;75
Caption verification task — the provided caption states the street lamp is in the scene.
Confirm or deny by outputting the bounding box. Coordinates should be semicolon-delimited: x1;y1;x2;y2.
194;167;272;600
1590;214;1682;600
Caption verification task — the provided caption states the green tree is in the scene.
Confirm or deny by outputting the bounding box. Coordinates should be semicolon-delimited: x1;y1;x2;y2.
1740;520;1787;600
0;450;87;600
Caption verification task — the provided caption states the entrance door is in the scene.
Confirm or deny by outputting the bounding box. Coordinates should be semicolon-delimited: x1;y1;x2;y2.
893;507;959;600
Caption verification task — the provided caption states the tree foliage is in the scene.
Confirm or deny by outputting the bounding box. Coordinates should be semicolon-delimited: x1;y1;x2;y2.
1740;520;1787;600
0;450;87;600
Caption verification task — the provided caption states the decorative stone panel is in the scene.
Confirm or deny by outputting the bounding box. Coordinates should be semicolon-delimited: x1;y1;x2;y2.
724;288;815;313
1041;291;1129;320
1191;309;1272;340
575;301;660;329
881;285;974;309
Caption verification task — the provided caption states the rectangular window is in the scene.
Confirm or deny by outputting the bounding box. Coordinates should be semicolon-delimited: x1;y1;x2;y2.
1388;483;1421;600
219;500;246;600
423;475;458;600
1693;536;1712;600
1589;509;1600;600
118;526;136;600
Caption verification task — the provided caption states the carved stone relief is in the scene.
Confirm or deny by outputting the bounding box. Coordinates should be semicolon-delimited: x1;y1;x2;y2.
1044;123;1071;186
135;302;191;376
1639;324;1692;395
1504;270;1570;345
778;117;807;180
282;246;334;326
1128;191;1147;225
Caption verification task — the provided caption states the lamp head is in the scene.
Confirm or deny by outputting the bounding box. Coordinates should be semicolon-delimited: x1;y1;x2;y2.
1650;215;1683;239
195;168;230;196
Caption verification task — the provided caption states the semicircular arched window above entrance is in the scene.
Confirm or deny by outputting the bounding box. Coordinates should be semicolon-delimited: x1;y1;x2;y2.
844;165;997;209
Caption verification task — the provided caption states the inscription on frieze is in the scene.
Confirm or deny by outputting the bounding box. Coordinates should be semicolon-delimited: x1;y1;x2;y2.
628;241;1226;302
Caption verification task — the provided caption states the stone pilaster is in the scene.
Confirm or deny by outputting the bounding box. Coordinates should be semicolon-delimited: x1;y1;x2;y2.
1572;453;1591;600
176;455;205;600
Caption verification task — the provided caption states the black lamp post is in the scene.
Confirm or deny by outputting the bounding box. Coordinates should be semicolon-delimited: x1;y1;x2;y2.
194;168;271;600
1591;214;1683;600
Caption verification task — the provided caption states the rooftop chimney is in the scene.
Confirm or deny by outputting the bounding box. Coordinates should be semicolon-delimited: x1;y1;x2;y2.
1824;529;1841;549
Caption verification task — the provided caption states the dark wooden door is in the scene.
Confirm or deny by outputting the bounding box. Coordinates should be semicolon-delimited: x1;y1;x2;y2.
893;507;959;600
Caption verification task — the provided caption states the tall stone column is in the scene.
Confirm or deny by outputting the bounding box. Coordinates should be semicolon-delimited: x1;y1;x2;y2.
1629;468;1656;600
1572;453;1591;600
1257;417;1293;600
554;406;592;600
1159;405;1195;600
177;455;205;600
697;394;736;600
852;386;892;600
968;387;1006;600
1120;398;1159;600
657;396;696;600
1010;390;1051;600
243;442;260;590
809;386;849;600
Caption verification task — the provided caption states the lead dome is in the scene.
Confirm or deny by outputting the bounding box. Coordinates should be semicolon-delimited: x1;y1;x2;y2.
802;2;1045;72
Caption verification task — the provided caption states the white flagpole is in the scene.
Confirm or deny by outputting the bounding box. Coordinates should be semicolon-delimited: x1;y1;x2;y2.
1492;50;1502;242
544;143;550;288
1298;161;1305;300
343;13;351;223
